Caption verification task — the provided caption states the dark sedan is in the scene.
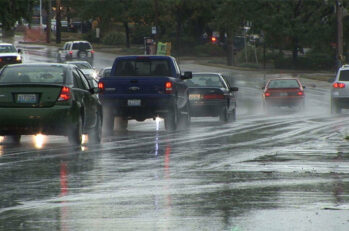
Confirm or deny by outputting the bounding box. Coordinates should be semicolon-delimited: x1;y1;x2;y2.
0;63;102;144
185;73;238;122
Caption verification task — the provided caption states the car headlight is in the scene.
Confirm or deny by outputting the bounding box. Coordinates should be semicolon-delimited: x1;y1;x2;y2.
16;55;22;61
92;71;98;79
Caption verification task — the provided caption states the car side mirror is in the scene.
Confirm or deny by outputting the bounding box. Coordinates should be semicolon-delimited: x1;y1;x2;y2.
261;86;265;90
230;87;239;92
181;71;192;80
17;49;22;53
302;85;306;89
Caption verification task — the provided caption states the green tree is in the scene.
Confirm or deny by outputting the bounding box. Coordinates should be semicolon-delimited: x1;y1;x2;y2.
0;0;34;37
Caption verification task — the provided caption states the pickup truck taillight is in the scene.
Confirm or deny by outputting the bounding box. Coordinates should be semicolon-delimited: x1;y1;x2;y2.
165;81;173;94
98;82;104;92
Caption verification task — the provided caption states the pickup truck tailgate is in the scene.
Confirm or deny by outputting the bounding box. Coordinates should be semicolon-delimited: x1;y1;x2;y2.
100;76;173;96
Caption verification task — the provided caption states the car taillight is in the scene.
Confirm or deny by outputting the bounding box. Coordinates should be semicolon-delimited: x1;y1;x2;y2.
264;92;271;97
69;51;73;55
98;82;104;92
57;86;71;101
165;81;173;94
297;91;304;96
0;58;2;62
203;94;225;99
91;50;95;54
333;82;345;88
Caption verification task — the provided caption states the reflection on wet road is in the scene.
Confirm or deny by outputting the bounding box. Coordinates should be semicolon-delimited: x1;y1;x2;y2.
1;47;348;230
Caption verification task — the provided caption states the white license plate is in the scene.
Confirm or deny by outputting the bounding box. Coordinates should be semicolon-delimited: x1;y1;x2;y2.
189;94;201;100
17;94;37;103
127;99;141;106
280;92;288;96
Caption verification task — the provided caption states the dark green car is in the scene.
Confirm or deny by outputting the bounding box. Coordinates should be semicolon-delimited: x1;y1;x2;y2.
0;63;102;145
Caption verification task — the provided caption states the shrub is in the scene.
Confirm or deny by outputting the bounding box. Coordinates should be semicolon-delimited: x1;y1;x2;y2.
102;31;126;46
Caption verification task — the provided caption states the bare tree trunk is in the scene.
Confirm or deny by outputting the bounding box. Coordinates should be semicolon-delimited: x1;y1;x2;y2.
56;0;61;44
123;22;130;48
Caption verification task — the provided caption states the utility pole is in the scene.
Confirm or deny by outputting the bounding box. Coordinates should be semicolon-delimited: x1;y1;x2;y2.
336;0;344;64
56;0;61;44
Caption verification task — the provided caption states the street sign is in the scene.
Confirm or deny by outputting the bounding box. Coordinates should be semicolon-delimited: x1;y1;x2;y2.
152;26;157;35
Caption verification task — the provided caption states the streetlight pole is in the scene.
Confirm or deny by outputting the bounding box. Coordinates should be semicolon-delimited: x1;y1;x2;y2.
40;0;42;27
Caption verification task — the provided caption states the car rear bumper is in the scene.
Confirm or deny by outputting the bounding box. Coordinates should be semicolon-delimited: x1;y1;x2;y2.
189;100;226;117
332;97;349;108
101;97;176;119
0;106;75;135
264;97;304;107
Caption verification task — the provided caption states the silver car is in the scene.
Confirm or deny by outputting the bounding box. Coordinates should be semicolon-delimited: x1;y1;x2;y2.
331;64;349;113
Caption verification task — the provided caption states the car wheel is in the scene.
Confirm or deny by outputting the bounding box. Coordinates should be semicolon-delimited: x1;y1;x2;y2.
78;50;88;59
331;100;341;114
165;106;178;131
7;135;21;144
68;116;82;145
89;113;102;144
219;107;230;123
231;108;237;121
115;116;128;131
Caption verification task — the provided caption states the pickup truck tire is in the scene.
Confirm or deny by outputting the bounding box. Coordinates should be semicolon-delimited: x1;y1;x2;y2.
165;107;178;131
103;108;114;136
115;116;128;131
68;116;82;145
6;135;21;144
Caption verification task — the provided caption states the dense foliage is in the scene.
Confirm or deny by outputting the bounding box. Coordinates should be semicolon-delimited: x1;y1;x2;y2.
2;0;349;69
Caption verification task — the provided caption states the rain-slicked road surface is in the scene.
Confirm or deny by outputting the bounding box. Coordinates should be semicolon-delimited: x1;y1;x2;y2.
1;43;349;231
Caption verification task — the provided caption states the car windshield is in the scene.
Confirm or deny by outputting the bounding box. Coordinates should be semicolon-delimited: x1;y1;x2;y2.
186;74;225;88
339;70;349;81
0;45;17;53
267;79;300;89
0;66;65;84
72;42;91;50
115;59;171;76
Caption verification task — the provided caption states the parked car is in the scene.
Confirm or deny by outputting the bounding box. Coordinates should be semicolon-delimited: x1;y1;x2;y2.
0;63;102;144
65;60;98;79
97;66;112;79
262;78;305;111
57;41;94;65
98;55;192;132
185;73;238;122
330;64;349;114
0;43;22;68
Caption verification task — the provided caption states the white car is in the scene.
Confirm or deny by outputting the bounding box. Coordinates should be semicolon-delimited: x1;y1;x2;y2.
57;40;94;65
65;60;98;79
0;43;22;68
331;64;349;113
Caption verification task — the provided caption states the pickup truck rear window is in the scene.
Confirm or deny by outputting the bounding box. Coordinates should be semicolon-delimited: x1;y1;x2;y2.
115;60;171;76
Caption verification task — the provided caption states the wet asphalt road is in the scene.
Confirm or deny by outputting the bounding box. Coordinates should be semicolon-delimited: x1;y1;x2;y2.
0;43;349;231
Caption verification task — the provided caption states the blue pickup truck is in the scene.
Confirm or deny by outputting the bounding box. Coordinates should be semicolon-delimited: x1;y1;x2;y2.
98;55;192;132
